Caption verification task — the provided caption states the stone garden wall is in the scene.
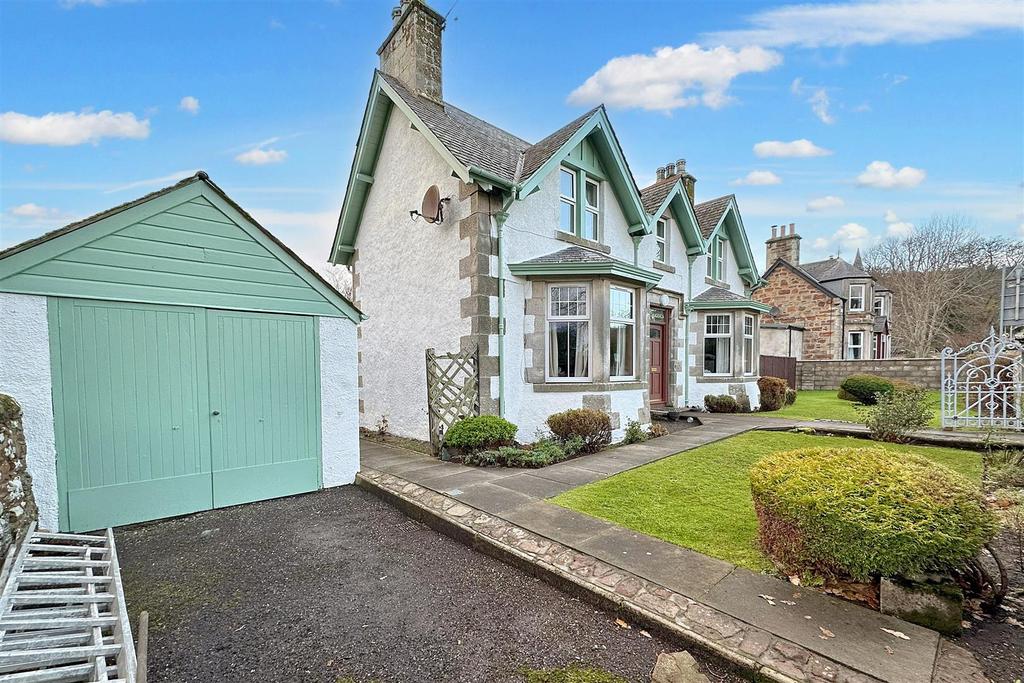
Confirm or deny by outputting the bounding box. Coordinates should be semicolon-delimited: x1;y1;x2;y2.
1;394;38;557
796;358;942;390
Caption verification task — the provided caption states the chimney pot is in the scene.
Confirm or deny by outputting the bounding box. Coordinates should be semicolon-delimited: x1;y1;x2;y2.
789;222;796;235
656;167;666;181
665;162;676;177
771;225;778;238
677;158;686;174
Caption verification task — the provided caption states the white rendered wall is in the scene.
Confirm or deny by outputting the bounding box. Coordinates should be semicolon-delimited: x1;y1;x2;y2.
355;107;470;440
0;294;58;530
514;387;647;442
319;316;360;486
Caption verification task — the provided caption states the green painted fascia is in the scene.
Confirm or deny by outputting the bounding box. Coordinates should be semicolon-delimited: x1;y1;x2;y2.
685;299;772;313
517;109;649;235
702;197;760;287
507;259;663;288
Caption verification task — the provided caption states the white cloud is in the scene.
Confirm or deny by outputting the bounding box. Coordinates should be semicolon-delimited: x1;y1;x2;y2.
731;170;782;186
856;161;927;189
808;89;835;124
807;195;845;211
754;139;832;158
104;169;201;194
704;0;1024;49
178;96;200;114
884;73;909;88
568;44;782;112
814;222;875;253
0;110;149;146
9;203;60;219
235;147;288;165
883;209;915;235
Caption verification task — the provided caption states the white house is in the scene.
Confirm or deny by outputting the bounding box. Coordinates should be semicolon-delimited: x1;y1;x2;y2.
330;0;768;442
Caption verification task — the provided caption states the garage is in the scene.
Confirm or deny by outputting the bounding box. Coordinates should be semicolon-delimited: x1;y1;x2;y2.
0;171;362;532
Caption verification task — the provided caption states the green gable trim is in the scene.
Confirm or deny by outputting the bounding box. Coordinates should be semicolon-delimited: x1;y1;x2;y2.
517;109;649;235
649;180;705;255
0;175;362;323
685;299;772;313
702;198;761;288
508;259;663;289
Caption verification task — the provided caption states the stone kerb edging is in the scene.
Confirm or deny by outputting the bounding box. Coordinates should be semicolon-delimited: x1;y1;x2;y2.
357;468;885;683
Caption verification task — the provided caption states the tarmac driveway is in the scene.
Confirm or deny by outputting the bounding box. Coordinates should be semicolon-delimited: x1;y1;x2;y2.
117;485;734;682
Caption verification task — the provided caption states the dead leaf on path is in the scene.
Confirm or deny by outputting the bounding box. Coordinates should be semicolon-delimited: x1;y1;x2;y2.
781;600;796;606
1006;617;1023;629
819;627;835;639
639;629;652;638
885;646;894;655
804;616;813;620
759;594;776;606
789;575;801;585
961;620;971;630
881;628;910;640
615;618;631;629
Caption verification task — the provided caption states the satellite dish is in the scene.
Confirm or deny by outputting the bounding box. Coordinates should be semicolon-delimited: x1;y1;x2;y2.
421;185;441;223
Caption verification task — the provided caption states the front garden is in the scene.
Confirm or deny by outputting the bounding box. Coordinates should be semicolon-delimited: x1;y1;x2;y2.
772;388;942;426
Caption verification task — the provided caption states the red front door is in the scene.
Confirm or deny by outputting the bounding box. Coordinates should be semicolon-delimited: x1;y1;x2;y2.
649;308;668;405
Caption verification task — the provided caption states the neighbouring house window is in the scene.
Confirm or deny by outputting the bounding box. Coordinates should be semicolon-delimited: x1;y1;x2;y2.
715;238;726;281
873;296;885;316
559;168;576;234
849;284;865;312
547;284;590;381
742;314;755;375
583;179;600;241
704;313;732;375
848;331;864;360
609;287;635;380
655;218;668;263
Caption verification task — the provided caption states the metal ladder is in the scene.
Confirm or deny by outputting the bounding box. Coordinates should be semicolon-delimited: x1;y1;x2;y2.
0;523;138;682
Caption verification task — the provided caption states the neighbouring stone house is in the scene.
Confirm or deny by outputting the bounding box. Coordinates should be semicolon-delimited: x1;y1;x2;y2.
753;223;892;361
330;0;769;442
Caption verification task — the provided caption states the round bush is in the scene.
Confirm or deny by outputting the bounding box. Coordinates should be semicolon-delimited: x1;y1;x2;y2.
839;374;895;405
757;377;789;412
704;394;739;413
546;408;611;454
750;447;999;580
443;415;517;451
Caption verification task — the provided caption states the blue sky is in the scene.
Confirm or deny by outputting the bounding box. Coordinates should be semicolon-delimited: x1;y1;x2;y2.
2;0;1022;271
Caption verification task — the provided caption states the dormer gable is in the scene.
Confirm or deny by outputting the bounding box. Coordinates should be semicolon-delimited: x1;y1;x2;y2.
640;178;704;260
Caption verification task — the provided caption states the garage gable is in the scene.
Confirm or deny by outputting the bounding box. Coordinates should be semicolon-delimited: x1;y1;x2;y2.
0;172;362;321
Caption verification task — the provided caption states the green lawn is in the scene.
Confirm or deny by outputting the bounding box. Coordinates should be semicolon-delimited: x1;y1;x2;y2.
772;389;942;427
552;431;981;573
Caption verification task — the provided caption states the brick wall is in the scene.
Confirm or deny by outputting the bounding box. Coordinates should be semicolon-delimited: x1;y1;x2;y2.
753;263;842;360
796;358;942;390
0;395;38;556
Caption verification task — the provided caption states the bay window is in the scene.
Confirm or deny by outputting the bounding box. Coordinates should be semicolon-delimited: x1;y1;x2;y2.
703;313;732;375
547;284;590;381
609;287;635;380
847;331;864;359
655;218;668;263
742;314;755;375
849;284;865;312
559;168;576;234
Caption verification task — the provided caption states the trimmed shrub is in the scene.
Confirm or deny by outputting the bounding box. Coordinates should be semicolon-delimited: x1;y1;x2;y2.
986;449;1024;489
863;388;933;442
750;447;999;580
463;442;567;468
839;374;895;405
443;415;517;451
622;419;648;444
757;377;789;412
785;388;797;406
648;422;669;439
547;409;611;454
704;394;739;413
837;387;857;402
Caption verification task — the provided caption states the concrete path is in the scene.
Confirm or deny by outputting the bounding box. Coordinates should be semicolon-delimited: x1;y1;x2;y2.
360;418;984;683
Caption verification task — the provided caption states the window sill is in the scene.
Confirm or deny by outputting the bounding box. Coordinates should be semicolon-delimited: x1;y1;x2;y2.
534;381;645;393
653;261;676;274
695;375;757;384
704;276;729;287
556;231;611;254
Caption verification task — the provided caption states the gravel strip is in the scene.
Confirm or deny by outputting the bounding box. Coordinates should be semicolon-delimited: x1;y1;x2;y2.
118;486;739;682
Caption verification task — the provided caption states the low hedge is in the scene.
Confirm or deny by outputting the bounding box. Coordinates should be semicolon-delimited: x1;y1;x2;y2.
704;394;739;413
750;447;999;581
443;415;517;451
464;441;568;468
547;409;611;453
838;374;895;405
757;377;789;412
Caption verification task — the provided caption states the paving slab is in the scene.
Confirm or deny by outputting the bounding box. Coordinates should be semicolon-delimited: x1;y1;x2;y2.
449;482;537;514
491;472;576;499
703;569;939;683
503;501;615;545
527;465;608;487
416;467;514;493
388;460;464;479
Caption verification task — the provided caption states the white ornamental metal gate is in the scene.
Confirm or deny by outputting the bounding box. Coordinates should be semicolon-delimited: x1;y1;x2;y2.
941;328;1024;430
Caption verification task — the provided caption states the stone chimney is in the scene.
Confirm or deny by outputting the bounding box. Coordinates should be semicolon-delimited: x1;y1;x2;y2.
378;0;445;103
766;222;800;266
657;158;697;203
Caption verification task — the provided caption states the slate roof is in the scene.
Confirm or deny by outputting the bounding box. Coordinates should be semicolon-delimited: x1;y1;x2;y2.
639;178;677;215
519;107;602;181
799;256;872;283
693;286;750;303
519;246;614;265
693;194;734;238
873;315;889;333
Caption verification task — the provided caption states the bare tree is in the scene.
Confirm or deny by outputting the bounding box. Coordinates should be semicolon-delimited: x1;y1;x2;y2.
318;263;354;300
864;215;1022;356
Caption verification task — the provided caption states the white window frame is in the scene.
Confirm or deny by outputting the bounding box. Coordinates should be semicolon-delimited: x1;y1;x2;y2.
545;283;591;383
703;313;733;377
655;217;669;264
715;238;727;281
706;240;714;277
849;284;865;312
742;314;755;376
558;167;576;234
848;331;865;360
583;178;600;242
873;296;885;316
609;286;636;381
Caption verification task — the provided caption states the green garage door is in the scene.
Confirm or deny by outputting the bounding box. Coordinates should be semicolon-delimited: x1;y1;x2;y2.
50;299;321;531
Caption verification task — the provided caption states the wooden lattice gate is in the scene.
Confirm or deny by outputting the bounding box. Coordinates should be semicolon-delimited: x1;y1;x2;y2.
425;346;479;452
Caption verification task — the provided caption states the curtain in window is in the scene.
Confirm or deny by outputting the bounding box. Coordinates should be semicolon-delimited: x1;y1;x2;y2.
610;323;628;377
548;321;589;378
